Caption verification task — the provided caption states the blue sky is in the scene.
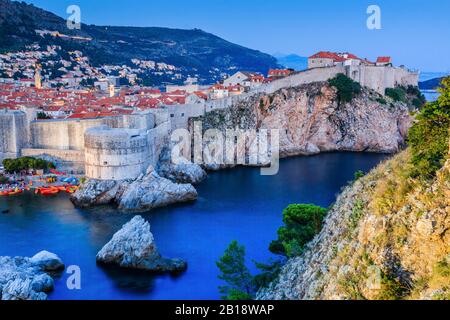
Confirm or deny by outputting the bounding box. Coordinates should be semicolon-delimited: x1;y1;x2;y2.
23;0;450;72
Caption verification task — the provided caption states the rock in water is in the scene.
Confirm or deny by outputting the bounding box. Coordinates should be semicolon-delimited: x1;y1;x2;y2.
71;168;197;212
157;146;207;185
70;179;122;208
96;216;187;273
118;171;198;212
30;251;65;271
0;251;64;300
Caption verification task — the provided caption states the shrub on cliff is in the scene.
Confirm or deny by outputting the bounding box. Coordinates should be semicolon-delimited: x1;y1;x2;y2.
407;85;426;109
328;74;361;103
408;77;450;179
270;204;327;257
385;87;407;102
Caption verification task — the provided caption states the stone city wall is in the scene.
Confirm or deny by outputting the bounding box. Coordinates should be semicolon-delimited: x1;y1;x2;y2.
146;119;170;169
167;66;345;130
0;109;28;161
21;148;85;174
166;65;419;131
30;118;106;151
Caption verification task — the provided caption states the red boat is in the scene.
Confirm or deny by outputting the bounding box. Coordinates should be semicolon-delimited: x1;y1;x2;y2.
8;189;23;196
0;188;23;196
40;188;59;196
35;187;59;196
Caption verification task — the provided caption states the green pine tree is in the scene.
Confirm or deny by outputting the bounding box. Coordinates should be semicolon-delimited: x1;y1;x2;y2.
216;240;255;300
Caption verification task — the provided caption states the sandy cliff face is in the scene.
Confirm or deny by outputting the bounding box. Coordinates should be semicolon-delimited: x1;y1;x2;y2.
196;82;414;157
257;148;450;300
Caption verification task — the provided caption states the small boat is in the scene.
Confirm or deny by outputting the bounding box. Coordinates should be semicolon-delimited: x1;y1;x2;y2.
50;169;66;176
8;189;23;196
39;186;60;196
41;189;59;196
0;191;10;197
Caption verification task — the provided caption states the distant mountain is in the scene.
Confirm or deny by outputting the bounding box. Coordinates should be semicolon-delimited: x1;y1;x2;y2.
419;72;449;82
0;0;279;83
274;54;308;71
419;77;445;90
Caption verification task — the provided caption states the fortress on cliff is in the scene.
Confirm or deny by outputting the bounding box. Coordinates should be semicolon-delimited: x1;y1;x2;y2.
0;52;419;181
0;107;170;181
308;51;419;94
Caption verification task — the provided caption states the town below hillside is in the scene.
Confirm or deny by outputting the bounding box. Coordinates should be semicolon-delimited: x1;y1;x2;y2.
1;50;418;121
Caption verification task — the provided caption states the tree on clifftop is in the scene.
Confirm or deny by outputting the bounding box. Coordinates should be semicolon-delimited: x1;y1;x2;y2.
408;76;450;179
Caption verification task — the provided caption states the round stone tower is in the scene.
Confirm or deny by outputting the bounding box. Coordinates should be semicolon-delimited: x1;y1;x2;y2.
84;126;151;180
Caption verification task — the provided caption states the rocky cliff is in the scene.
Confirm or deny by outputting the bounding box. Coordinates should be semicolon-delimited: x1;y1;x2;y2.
257;147;450;300
194;82;416;157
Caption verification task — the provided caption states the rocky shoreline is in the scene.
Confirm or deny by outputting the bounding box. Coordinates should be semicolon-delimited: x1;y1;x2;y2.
0;251;64;300
71;164;202;213
257;148;450;300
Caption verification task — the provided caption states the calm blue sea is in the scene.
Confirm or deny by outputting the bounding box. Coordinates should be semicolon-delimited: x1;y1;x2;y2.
0;153;388;300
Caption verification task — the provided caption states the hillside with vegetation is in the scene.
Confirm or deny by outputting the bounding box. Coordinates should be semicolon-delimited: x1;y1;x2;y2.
256;77;450;300
0;0;279;83
419;77;445;90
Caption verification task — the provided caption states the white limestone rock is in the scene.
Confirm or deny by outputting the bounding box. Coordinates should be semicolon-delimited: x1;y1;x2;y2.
71;168;197;213
157;147;207;185
96;216;187;273
195;82;414;158
30;251;65;271
117;171;197;212
70;179;122;208
0;252;64;300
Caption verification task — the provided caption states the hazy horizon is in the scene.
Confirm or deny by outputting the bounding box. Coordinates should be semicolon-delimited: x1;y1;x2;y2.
21;0;450;72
